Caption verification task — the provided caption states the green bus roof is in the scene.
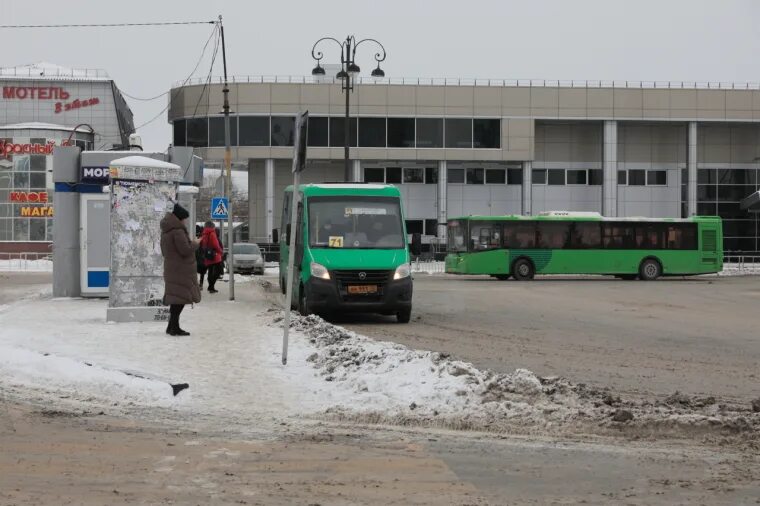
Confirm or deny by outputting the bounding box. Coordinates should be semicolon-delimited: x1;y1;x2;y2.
284;183;401;198
447;213;722;223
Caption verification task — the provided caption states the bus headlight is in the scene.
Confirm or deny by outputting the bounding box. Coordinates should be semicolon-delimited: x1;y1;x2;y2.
310;262;331;280
393;263;411;280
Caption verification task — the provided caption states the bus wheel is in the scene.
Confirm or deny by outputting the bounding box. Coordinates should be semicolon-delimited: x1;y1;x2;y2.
512;258;535;281
639;259;661;281
298;286;311;316
396;307;412;323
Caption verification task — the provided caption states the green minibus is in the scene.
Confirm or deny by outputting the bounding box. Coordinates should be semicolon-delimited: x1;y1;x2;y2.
280;183;421;322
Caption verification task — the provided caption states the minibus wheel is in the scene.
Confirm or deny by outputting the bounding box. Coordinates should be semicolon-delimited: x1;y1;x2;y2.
298;286;311;316
396;308;412;323
279;276;286;294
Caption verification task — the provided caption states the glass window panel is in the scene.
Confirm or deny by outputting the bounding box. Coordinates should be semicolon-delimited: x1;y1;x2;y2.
722;220;756;237
567;169;587;185
13;217;29;240
473;119;500;148
448;168;465;183
717;202;746;219
208;116;238;147
532;169;547;184
723;237;756;252
0;204;9;217
405;219;423;234
697;202;717;215
46;220;53;241
13;172;29;188
387;118;415;148
416;118;443;148
588;169;603;185
569;222;602;249
0;218;11;240
403;167;424;183
30;137;46;145
537;222;571;248
507;168;523;185
717;169;756;185
358;117;386;147
29;155;46;171
385;167;402;184
718;185;754;202
628;169;646;186
647;170;667;186
173;119;186;146
29;172;46;189
698;169;716;184
485;169;505;184
504;221;536;248
271;116;295;146
329;117;357;147
445;119;472;148
364;167;385;183
634;223;665;249
698;185;717;200
307;116;329;147
424;219;438;236
547;169;565;185
425;167;438;184
667;224;697;249
14;156;30;172
29;218;46;241
186;118;208;147
466;168;484;184
239;116;270;146
617;170;627;185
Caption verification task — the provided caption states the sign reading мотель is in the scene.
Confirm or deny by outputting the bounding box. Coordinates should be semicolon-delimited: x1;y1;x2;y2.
2;86;100;115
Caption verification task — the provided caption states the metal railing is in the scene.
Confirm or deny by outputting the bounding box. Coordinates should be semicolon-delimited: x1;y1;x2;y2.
0;66;109;80
720;255;760;276
0;252;53;272
174;75;760;90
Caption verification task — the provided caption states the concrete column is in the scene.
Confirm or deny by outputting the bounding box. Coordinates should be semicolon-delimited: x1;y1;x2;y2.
52;146;81;297
522;160;532;215
437;160;447;242
352;159;362;182
247;159;256;241
687;122;697;216
602;120;618;217
265;158;275;242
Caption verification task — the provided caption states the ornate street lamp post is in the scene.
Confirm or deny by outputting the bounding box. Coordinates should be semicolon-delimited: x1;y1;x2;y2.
311;36;386;182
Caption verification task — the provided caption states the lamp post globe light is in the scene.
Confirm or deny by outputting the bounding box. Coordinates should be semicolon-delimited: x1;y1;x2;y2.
311;36;386;182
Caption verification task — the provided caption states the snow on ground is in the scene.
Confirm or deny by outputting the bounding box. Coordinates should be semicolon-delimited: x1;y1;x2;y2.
0;259;53;272
0;279;757;438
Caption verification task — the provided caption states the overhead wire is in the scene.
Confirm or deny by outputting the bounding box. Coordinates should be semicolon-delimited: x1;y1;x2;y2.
0;21;215;28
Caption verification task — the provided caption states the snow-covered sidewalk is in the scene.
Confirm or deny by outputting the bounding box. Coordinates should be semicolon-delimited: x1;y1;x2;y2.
1;280;757;438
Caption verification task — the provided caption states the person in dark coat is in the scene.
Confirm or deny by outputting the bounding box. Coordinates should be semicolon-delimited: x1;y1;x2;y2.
200;221;224;293
160;204;201;336
196;228;208;288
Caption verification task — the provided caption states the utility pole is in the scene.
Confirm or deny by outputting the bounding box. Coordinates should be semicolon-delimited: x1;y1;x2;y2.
219;15;235;300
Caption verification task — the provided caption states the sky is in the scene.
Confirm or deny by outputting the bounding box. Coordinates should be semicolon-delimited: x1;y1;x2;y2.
2;0;760;151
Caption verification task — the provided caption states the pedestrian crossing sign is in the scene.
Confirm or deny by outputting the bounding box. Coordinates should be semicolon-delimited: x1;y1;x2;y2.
211;197;229;219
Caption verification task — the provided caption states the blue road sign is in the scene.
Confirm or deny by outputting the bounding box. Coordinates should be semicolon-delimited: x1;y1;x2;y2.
211;197;229;220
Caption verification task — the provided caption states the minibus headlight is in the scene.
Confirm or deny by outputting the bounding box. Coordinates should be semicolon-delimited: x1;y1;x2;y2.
393;263;411;280
310;262;331;280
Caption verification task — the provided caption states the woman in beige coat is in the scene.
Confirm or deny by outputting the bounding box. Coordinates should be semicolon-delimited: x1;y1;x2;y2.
160;204;201;336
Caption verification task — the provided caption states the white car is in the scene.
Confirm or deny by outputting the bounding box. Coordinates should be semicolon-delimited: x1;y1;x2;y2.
231;243;265;275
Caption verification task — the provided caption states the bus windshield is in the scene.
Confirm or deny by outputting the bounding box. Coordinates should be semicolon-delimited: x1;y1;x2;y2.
447;220;467;252
308;196;404;249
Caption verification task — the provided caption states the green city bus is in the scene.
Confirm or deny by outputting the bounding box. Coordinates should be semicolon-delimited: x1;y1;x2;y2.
280;183;421;322
445;212;723;280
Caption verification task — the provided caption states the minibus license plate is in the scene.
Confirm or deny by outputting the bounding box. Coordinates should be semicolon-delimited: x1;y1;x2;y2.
348;285;377;294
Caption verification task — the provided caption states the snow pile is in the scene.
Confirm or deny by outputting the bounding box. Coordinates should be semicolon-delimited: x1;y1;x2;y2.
0;345;180;408
0;259;53;272
286;314;760;437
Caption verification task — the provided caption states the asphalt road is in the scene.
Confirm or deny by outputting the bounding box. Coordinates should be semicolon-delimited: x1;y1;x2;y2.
338;274;760;402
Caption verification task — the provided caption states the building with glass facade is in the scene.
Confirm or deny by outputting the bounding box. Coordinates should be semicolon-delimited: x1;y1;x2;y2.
168;77;760;253
0;63;135;253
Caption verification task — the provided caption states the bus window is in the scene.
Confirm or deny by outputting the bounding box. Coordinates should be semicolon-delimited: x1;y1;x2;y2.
603;222;636;249
536;222;571;249
569;222;602;249
504;221;536;249
469;222;501;250
666;223;697;250
635;223;664;249
447;221;467;252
